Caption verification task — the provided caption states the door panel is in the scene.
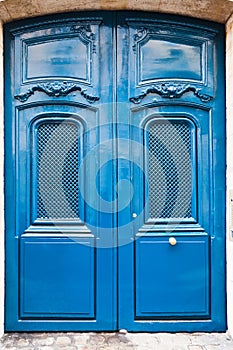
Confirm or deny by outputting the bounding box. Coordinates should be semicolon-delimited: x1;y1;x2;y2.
5;12;117;331
117;13;225;331
135;236;209;318
20;237;95;318
5;12;225;332
127;15;215;101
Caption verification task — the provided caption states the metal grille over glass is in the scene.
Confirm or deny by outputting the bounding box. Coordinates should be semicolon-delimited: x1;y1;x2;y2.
148;119;192;220
36;121;79;220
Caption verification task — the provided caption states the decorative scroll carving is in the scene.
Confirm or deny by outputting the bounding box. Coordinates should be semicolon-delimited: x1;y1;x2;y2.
70;24;96;53
15;81;99;103
133;27;148;52
129;83;213;104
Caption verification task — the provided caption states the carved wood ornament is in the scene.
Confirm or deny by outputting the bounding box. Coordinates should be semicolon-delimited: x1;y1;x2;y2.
15;81;100;103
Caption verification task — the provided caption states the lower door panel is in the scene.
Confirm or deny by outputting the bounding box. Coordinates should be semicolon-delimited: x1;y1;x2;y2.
135;235;209;319
20;236;95;319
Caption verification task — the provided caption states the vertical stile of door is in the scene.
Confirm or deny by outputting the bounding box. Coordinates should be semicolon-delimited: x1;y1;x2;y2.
116;12;135;327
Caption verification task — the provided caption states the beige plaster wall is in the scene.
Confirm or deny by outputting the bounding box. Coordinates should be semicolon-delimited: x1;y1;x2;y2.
0;21;4;337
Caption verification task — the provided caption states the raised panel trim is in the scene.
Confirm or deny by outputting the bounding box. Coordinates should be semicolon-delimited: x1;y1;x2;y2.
30;114;85;225
143;116;198;223
16;104;99;239
126;18;217;88
20;23;100;85
135;235;210;318
23;36;92;84
20;237;95;318
11;18;103;92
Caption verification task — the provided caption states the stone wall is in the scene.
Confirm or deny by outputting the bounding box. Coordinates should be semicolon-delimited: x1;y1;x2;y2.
0;0;232;23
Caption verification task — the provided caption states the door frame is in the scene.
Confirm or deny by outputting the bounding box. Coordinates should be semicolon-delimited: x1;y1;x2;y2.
3;11;226;332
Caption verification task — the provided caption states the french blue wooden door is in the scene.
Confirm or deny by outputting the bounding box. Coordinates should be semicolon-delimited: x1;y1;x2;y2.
4;12;226;332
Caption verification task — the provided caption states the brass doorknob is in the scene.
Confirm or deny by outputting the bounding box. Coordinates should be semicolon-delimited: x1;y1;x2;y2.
169;237;177;246
132;213;137;218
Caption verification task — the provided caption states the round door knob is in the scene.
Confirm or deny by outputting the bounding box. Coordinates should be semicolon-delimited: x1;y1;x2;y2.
132;213;137;218
169;237;177;246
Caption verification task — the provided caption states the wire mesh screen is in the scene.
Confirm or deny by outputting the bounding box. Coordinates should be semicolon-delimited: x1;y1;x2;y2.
36;121;79;220
148;120;192;220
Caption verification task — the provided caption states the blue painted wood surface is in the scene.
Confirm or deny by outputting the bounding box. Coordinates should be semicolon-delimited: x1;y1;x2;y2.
4;11;226;331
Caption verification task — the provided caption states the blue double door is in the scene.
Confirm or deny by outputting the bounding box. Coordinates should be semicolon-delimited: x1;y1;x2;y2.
5;12;226;331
